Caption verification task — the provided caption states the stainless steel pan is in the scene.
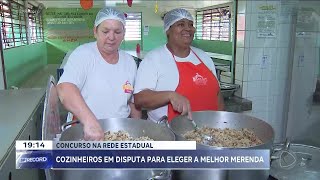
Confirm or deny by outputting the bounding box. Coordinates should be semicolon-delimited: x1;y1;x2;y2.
167;111;274;180
168;111;274;149
51;118;175;180
60;118;175;141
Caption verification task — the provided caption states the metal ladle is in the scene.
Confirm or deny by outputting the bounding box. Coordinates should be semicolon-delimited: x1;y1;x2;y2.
190;119;214;145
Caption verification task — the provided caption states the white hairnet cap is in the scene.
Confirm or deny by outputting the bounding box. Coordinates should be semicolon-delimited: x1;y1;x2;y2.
163;8;194;32
94;7;126;27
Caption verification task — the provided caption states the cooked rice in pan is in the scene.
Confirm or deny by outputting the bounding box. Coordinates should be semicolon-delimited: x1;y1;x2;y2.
183;127;263;148
104;130;154;141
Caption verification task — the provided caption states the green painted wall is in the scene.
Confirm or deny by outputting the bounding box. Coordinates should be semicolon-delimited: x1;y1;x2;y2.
44;8;98;64
192;40;232;55
43;6;168;64
1;4;234;88
142;26;166;51
116;4;166;51
120;40;140;50
43;6;232;64
4;42;47;87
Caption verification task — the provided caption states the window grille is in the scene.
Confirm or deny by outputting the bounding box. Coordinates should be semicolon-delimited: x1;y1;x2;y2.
196;6;231;41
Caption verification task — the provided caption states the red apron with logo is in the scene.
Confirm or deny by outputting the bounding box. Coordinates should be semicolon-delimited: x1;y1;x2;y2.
167;49;220;122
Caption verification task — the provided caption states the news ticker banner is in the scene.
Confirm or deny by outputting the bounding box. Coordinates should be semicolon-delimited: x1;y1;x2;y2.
16;141;270;170
16;140;196;150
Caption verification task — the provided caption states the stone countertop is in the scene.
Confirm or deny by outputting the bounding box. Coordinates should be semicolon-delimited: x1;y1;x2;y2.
224;96;252;112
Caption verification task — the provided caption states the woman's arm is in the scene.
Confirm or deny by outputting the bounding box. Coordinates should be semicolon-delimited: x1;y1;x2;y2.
57;82;104;141
129;102;142;119
134;89;172;109
134;89;192;118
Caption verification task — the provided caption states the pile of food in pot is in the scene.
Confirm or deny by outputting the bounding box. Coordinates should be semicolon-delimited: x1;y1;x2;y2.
183;127;263;147
104;130;154;141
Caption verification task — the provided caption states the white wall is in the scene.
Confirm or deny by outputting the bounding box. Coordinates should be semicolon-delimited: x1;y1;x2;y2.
234;0;319;143
286;1;320;146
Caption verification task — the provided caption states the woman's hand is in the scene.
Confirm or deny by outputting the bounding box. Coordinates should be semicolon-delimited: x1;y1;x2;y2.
169;92;192;119
57;83;104;140
129;102;142;119
83;120;104;141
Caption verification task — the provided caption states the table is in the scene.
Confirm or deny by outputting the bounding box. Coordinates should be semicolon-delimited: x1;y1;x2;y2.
0;88;44;166
214;62;231;80
60;51;73;68
205;52;232;61
57;50;73;81
125;51;147;60
215;62;230;68
205;52;233;81
125;51;147;67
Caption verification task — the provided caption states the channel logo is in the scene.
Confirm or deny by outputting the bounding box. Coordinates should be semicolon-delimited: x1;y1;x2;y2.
20;157;48;163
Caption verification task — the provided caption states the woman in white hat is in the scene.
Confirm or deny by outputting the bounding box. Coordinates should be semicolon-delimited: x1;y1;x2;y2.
134;8;224;123
57;7;141;141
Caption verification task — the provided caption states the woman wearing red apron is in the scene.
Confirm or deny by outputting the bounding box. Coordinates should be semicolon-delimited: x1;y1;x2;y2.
166;48;221;121
134;8;224;122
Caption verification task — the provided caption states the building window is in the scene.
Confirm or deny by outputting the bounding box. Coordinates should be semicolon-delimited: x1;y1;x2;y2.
0;0;28;49
0;0;44;49
196;6;231;41
27;3;43;44
125;12;141;41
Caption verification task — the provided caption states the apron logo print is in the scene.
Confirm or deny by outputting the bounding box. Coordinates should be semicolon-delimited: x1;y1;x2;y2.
192;73;207;85
122;81;133;93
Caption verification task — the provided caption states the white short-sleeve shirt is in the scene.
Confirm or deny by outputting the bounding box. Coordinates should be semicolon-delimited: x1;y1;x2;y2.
134;45;218;122
58;42;137;119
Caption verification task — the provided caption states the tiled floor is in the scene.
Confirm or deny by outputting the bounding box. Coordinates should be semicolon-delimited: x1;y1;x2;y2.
20;64;60;88
19;64;68;123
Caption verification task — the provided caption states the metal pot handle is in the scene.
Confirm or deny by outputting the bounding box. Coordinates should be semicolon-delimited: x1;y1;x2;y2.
270;138;292;161
156;115;170;128
149;170;171;180
272;138;291;152
61;120;80;131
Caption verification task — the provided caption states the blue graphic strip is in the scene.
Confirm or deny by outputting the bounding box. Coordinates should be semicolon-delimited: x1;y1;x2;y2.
17;150;270;169
16;150;53;169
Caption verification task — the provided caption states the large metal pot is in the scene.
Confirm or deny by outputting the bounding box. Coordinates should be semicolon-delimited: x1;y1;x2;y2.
168;111;274;180
270;143;320;180
52;118;175;180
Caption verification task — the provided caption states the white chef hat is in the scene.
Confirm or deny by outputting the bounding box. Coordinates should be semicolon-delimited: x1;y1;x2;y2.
163;8;194;32
94;7;126;27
